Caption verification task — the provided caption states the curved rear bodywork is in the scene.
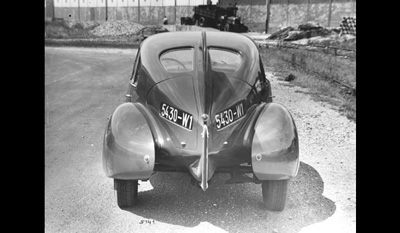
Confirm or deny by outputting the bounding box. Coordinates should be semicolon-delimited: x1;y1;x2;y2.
102;103;155;180
102;31;299;190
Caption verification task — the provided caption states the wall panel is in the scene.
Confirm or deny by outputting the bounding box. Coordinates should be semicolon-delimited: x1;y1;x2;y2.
70;0;78;7
98;0;106;7
127;0;139;7
50;0;355;32
107;0;117;7
88;0;97;7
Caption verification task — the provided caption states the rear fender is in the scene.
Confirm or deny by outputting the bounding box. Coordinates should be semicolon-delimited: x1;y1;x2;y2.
102;102;155;180
251;103;299;180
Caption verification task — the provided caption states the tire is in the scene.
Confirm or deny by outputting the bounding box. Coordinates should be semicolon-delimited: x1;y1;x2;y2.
114;179;138;208
224;23;230;31
199;17;205;27
261;180;288;211
216;18;222;29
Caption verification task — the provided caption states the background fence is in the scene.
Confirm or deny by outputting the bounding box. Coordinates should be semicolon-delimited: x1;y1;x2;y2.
45;0;356;32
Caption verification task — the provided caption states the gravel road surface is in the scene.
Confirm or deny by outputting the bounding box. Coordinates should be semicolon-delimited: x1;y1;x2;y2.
45;47;355;233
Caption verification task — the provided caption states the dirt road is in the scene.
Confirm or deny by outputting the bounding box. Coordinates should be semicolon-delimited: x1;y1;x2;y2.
45;47;355;233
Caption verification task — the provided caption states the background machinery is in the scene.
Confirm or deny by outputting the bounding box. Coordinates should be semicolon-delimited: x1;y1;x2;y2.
181;2;248;33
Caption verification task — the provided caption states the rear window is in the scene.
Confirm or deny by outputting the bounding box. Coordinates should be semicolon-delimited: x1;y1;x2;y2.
160;48;194;72
209;48;242;72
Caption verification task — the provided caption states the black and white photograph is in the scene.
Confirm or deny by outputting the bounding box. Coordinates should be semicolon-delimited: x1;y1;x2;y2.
45;0;356;232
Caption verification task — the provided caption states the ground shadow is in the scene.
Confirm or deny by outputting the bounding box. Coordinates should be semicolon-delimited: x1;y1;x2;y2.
122;162;335;233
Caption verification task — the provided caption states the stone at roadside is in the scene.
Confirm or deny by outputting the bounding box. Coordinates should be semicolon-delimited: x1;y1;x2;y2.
298;21;322;31
291;38;309;45
284;74;296;82
283;30;308;41
267;26;295;40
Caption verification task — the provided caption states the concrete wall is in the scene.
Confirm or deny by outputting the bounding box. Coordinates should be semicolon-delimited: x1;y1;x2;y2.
45;0;55;21
237;4;268;32
49;0;356;32
51;0;211;23
269;0;356;32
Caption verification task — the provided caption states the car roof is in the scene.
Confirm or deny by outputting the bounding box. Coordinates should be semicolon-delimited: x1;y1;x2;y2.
139;31;260;84
140;31;258;53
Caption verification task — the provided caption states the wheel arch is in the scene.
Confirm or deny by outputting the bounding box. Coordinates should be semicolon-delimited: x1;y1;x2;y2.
250;102;300;180
102;102;155;180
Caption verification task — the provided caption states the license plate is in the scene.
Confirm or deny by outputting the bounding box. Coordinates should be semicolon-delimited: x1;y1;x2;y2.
160;102;193;130
215;101;245;129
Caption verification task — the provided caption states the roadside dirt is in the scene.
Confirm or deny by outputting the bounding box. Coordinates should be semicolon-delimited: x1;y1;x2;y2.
266;70;356;233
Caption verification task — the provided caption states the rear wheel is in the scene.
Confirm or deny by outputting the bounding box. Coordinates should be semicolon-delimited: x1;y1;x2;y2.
223;23;230;31
261;180;288;211
199;17;205;27
114;179;138;208
216;18;222;29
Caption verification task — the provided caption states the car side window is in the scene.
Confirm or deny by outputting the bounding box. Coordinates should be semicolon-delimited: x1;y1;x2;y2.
209;48;242;73
160;48;194;72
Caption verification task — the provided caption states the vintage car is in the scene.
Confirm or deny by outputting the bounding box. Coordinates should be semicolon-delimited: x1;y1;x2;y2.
102;31;299;211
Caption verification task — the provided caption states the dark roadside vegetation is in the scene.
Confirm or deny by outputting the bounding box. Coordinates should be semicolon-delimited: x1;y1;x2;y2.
260;48;356;122
45;19;355;122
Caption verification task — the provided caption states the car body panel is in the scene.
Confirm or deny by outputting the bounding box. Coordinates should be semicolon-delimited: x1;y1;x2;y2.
251;102;300;180
102;31;299;187
103;103;155;180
